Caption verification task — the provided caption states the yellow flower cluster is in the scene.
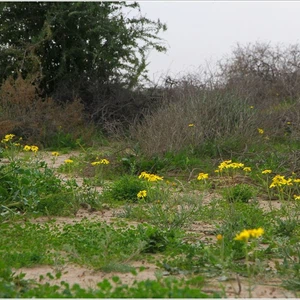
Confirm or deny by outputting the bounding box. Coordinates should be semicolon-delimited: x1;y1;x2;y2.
197;173;209;180
234;228;264;241
139;172;163;182
215;160;248;172
137;190;147;199
1;134;15;143
23;145;39;152
91;159;110;166
269;175;293;188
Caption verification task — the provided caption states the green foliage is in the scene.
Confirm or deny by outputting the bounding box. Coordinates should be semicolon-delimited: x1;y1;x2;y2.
0;2;167;93
102;175;147;202
218;202;268;239
222;183;256;203
0;220;181;269
137;224;180;254
0;157;102;219
121;193;202;231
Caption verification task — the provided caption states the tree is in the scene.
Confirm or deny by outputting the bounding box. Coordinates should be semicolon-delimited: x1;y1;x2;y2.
0;2;167;95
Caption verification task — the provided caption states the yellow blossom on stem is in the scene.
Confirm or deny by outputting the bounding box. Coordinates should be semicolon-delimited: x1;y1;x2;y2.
1;134;15;143
217;160;245;172
51;151;60;156
197;173;209;180
234;228;264;242
139;171;163;182
262;169;272;174
258;128;264;134
23;145;31;151
91;159;110;166
269;175;293;188
31;145;39;152
100;159;110;165
243;167;251;172
137;190;147;199
216;234;223;241
294;195;300;200
64;159;74;164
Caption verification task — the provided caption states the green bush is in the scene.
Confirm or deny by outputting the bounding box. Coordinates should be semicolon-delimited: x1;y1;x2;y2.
102;175;147;203
222;183;256;203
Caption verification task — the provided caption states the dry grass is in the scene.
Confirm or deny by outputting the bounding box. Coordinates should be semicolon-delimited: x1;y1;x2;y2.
0;74;94;147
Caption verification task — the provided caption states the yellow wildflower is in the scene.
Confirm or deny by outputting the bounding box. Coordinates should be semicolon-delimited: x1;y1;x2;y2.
258;128;264;134
137;190;147;199
23;145;31;151
2;134;15;142
243;167;251;172
100;159;110;165
234;228;264;241
217;160;245;172
269;175;293;188
234;229;251;241
294;195;300;200
31;145;39;152
262;169;272;174
248;228;264;238
139;172;163;182
91;159;110;166
64;159;74;164
197;173;209;180
188;123;195;127
216;234;223;241
293;179;300;183
51;151;60;156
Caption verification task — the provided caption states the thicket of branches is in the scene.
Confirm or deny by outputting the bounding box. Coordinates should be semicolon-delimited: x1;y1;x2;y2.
131;42;300;156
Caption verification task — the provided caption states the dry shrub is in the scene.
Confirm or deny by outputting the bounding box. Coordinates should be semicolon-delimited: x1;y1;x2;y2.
0;74;89;147
131;42;300;157
130;84;258;156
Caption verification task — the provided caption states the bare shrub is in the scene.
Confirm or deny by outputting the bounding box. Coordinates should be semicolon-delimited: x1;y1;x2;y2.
0;74;91;146
130;81;258;156
219;42;300;107
131;42;300;157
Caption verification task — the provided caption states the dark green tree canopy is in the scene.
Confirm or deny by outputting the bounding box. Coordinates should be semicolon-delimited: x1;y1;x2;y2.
0;2;167;94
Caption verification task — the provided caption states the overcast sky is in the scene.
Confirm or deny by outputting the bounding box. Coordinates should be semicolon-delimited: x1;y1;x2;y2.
138;1;300;83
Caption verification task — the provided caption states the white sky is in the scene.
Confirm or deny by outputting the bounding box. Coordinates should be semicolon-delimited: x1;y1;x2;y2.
138;1;300;82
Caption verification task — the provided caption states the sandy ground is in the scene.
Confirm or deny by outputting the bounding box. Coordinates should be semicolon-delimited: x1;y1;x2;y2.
8;151;299;297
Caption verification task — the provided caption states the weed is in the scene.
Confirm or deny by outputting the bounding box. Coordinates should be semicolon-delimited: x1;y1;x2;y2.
102;175;148;203
222;183;256;203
